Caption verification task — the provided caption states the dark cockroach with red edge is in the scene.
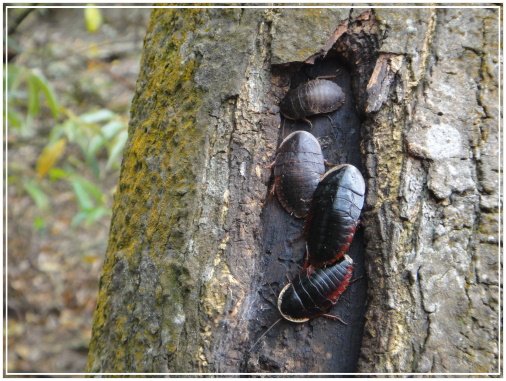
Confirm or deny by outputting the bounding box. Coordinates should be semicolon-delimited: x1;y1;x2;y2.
280;79;345;123
278;254;354;323
272;130;325;218
248;255;354;352
305;164;365;268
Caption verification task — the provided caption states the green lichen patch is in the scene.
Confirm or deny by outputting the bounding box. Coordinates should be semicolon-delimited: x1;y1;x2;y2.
87;9;207;372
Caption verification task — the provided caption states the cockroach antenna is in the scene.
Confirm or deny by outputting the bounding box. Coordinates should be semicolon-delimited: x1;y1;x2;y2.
247;318;282;354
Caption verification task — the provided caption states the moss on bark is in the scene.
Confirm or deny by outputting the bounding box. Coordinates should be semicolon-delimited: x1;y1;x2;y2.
87;9;208;372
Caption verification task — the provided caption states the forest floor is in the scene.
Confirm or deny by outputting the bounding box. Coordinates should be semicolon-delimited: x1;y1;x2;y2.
6;7;151;373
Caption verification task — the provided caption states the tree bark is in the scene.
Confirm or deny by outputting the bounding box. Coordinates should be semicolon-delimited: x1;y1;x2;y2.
87;7;499;374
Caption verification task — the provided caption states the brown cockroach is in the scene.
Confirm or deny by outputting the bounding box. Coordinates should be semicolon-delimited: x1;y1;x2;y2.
272;130;325;218
280;79;345;125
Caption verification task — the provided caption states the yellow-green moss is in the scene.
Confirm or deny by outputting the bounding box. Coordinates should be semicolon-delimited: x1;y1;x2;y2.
87;9;206;372
372;119;404;209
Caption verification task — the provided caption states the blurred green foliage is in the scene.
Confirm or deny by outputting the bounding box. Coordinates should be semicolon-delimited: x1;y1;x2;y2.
7;64;59;134
6;64;128;229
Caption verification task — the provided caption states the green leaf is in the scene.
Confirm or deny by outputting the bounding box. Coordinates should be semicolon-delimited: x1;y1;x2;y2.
70;177;95;211
72;206;109;227
80;109;114;124
67;120;83;143
85;206;109;224
6;64;21;91
7;109;23;129
27;74;40;117
101;120;125;139
48;121;66;142
61;119;79;142
69;175;104;212
23;180;50;211
87;120;125;157
48;167;69;181
84;7;103;33
85;153;100;179
31;70;60;118
106;130;128;170
71;211;88;227
33;216;46;231
88;134;105;156
6;64;28;94
80;177;104;203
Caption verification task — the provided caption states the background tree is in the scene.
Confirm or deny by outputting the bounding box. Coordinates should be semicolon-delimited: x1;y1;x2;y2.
87;7;499;373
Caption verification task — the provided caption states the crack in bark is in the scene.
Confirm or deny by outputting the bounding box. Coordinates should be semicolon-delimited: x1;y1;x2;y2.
205;13;277;372
227;96;239;191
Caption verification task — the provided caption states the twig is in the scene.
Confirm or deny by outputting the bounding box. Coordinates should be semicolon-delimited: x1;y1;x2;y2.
8;7;35;35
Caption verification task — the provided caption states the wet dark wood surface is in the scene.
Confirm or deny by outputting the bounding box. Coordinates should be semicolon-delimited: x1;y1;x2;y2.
243;55;367;373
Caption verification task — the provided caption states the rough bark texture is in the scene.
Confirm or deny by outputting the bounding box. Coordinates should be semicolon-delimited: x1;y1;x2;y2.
87;8;500;374
358;8;500;374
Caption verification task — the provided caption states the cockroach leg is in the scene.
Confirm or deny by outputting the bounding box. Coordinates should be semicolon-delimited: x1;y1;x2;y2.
324;159;336;168
321;313;348;325
315;74;338;80
324;114;335;128
280;117;286;138
302;117;313;129
349;275;364;285
248;318;282;353
269;182;276;196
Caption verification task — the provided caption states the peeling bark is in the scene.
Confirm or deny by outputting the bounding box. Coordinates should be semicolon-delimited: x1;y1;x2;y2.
87;7;500;374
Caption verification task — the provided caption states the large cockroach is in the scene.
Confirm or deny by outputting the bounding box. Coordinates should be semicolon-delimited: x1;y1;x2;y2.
272;130;325;218
248;256;354;352
280;79;345;122
305;164;365;268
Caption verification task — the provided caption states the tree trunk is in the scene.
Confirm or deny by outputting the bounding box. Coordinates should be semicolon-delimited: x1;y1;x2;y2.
87;7;499;374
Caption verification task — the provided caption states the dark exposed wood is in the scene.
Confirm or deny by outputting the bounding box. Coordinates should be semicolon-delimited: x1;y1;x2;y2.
243;55;367;373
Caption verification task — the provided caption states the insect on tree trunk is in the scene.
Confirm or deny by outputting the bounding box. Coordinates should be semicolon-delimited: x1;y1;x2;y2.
87;7;500;374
